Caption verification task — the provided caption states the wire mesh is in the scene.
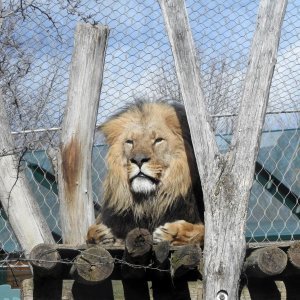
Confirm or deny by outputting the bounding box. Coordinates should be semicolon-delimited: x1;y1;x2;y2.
0;0;299;266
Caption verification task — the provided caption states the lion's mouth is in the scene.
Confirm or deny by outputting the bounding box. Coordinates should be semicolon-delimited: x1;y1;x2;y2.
129;171;159;195
131;172;159;185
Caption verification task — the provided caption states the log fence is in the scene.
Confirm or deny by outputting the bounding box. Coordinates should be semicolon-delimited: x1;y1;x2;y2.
19;237;300;299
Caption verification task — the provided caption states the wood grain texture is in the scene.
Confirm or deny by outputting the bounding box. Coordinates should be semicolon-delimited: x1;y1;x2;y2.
243;247;287;277
58;23;109;244
158;0;287;298
122;228;152;279
71;246;114;284
287;242;300;269
30;244;62;278
157;0;219;189
0;92;54;256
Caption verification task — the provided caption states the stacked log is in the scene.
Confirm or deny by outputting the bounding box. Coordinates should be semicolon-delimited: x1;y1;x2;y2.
24;239;300;299
28;238;300;283
243;247;287;277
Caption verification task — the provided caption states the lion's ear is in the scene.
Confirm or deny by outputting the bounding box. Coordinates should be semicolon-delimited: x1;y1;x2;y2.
99;118;124;145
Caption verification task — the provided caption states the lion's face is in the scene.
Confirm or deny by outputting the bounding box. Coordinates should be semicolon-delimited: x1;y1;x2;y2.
100;102;198;216
124;120;177;195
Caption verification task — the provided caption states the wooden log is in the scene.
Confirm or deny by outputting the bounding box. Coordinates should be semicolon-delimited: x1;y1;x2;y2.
153;243;198;300
30;244;62;278
158;0;287;298
248;240;296;249
121;228;152;279
152;241;173;300
125;228;152;258
154;243;196;300
121;229;152;300
71;246;114;285
0;92;54;256
287;242;300;269
171;244;202;278
243;247;287;278
153;242;200;298
58;23;109;244
153;241;170;273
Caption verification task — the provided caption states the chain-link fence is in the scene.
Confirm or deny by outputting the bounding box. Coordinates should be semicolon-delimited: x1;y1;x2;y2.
0;0;299;268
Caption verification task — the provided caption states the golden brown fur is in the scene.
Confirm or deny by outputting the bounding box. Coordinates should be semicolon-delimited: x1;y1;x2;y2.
87;101;204;245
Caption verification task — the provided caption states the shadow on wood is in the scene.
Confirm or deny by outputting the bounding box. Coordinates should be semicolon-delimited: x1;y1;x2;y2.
120;228;152;299
246;279;281;300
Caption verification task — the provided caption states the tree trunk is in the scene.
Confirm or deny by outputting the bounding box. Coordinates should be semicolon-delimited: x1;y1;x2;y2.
0;92;54;256
58;23;109;244
158;0;287;298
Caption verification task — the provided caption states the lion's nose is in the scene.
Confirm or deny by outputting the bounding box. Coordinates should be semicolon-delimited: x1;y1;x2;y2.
130;154;150;167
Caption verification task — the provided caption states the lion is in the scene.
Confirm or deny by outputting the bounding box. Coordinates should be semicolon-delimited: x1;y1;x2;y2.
87;101;205;246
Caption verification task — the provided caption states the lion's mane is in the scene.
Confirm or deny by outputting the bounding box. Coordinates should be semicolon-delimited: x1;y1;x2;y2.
98;101;204;239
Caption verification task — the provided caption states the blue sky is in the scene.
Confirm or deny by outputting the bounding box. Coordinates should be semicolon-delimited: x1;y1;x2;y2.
2;0;300;131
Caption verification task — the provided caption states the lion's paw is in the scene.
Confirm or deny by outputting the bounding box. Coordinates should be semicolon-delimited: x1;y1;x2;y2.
153;220;204;246
86;223;123;246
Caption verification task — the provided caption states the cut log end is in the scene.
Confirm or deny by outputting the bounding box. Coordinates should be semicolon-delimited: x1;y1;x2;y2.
288;242;300;269
125;228;152;257
71;246;114;285
154;241;170;264
244;247;287;277
171;244;202;277
121;228;153;279
258;247;287;275
30;244;61;278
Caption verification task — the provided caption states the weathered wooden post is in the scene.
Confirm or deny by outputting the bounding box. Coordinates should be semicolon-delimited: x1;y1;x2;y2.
0;92;54;256
158;0;287;298
57;23;109;244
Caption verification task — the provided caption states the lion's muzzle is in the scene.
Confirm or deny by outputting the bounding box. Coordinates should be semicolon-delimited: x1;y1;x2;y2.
128;158;159;195
130;153;151;167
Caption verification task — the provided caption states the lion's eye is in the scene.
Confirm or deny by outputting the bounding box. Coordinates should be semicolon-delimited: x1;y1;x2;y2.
125;140;133;145
154;138;164;144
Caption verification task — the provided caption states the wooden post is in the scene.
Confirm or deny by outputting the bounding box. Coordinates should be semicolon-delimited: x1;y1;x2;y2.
158;0;287;299
163;244;202;300
0;92;54;256
58;23;109;244
122;228;152;300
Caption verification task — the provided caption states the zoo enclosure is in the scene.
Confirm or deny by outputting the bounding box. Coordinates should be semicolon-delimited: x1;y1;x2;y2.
0;0;299;290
